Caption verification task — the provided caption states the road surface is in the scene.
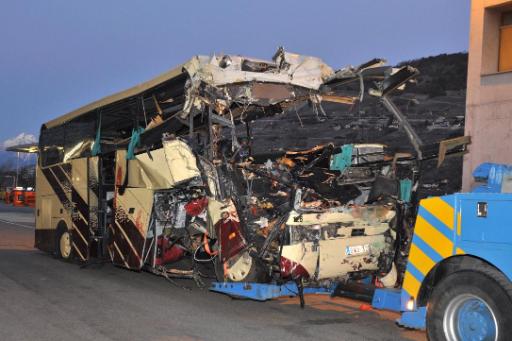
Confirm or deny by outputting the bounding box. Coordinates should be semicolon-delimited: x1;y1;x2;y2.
0;202;425;341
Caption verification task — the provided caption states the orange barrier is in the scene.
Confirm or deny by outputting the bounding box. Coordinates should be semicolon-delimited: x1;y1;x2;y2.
24;191;36;208
11;190;25;207
4;191;12;204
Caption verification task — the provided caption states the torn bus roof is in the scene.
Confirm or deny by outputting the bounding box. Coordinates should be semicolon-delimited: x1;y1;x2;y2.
184;49;334;90
38;47;428;176
37;49;389;164
43;48;336;130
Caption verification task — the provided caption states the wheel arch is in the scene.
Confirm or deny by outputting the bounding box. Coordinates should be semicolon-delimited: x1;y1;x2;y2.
417;254;510;307
55;219;69;233
54;219;69;252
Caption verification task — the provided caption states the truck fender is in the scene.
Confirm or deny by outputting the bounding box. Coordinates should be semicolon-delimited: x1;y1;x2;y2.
416;254;511;307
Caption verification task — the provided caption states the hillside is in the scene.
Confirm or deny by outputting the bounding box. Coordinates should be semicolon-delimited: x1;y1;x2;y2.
399;52;468;96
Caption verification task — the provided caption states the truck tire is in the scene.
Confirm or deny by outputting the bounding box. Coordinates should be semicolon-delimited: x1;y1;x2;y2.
427;268;512;341
55;223;74;261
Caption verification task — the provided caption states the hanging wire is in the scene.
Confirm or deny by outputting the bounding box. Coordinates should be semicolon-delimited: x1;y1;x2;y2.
293;103;304;128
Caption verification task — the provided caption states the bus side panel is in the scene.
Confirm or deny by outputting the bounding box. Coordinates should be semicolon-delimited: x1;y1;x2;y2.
88;157;101;257
35;162;72;253
111;188;153;270
70;158;91;261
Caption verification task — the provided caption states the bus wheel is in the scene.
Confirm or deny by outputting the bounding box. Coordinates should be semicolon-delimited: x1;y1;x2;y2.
427;268;512;341
55;223;74;261
215;251;269;283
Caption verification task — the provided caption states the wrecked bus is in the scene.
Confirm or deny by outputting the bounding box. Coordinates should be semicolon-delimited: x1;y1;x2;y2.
34;48;461;290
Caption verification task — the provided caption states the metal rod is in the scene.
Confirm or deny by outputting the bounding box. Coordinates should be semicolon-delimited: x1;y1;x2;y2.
208;106;214;159
15;152;19;187
381;95;423;160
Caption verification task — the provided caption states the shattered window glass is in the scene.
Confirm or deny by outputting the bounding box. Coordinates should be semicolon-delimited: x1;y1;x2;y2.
40;125;65;167
40;118;95;167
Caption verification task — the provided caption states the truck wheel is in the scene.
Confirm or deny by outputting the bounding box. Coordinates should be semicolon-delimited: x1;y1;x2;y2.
427;269;512;341
55;223;74;261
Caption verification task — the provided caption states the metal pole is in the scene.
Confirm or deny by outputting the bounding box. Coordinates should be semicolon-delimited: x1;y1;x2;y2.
15;152;19;187
208;106;214;160
381;95;423;160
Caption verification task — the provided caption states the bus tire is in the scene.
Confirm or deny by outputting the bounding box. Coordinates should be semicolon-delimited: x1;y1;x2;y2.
426;268;512;341
55;222;74;261
214;251;269;283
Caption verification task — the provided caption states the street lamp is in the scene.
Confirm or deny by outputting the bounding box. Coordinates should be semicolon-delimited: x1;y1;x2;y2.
15;151;19;188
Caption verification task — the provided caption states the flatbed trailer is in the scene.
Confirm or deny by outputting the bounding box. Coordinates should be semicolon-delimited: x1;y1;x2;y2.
211;162;512;340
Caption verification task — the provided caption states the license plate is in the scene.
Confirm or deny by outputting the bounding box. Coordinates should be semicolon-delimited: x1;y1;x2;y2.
345;244;370;256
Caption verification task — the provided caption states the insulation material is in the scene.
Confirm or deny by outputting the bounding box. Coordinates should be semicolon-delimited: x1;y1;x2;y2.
330;144;353;171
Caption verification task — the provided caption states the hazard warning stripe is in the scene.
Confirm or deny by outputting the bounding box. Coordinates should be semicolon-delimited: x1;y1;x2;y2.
402;196;465;300
420;196;455;230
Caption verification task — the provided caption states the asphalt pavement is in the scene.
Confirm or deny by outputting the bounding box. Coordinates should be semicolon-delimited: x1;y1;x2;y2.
0;202;425;341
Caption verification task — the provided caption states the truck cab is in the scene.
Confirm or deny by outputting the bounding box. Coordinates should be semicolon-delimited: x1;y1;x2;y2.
396;163;512;340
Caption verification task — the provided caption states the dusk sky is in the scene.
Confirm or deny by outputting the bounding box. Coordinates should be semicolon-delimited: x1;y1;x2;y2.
0;0;470;147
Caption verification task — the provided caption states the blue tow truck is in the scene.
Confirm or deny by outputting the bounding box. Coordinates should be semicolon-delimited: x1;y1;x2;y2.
212;162;512;341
